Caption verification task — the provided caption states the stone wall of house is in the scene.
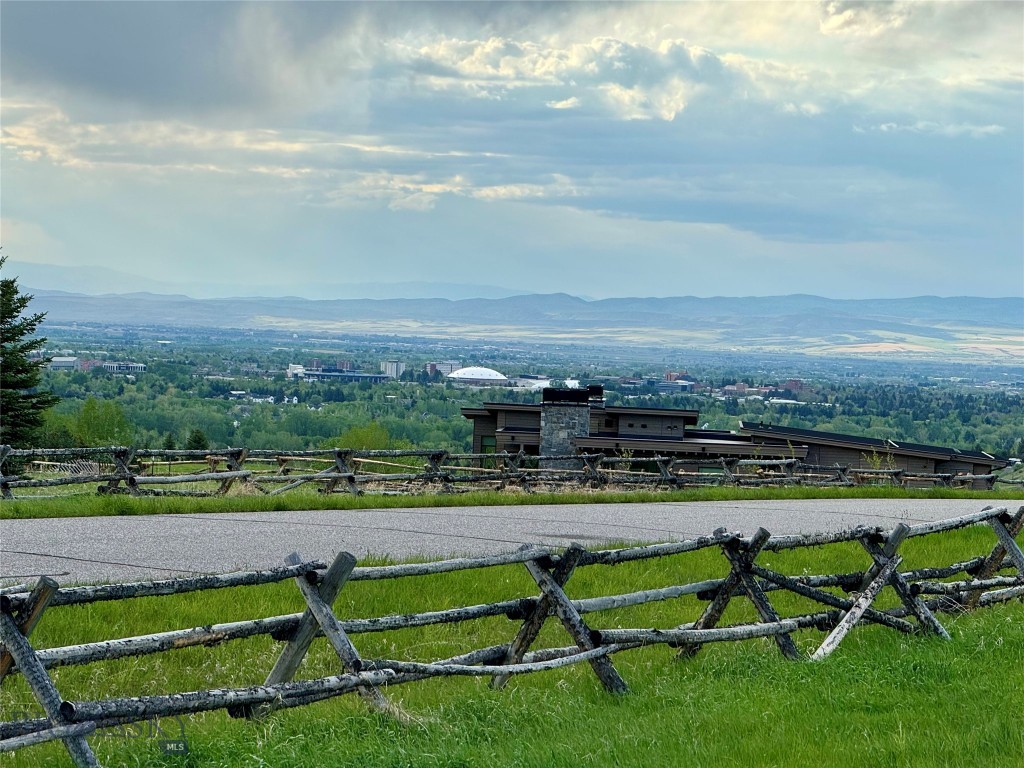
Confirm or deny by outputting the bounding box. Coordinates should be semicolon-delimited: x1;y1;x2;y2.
540;403;590;467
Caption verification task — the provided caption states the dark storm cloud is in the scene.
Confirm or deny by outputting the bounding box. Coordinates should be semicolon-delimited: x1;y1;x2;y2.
3;3;241;114
0;2;578;119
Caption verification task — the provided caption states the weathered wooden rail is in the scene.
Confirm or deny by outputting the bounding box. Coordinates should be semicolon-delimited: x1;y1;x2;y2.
0;505;1021;766
0;445;1005;499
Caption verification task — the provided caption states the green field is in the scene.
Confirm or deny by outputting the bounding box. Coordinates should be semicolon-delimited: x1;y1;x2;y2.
2;524;1021;767
2;484;1023;521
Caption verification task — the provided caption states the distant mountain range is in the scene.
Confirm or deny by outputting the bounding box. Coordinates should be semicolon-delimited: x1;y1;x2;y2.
29;288;1024;362
11;262;520;300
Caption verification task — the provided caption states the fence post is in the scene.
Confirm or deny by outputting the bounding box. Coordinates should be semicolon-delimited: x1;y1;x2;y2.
0;445;13;499
218;449;247;495
511;450;532;493
236;550;357;719
964;506;1024;609
988;512;1024;574
333;450;361;496
523;544;628;695
492;545;581;690
0;576;58;685
0;608;100;767
724;532;801;660
281;552;405;721
103;447;138;496
859;534;950;639
425;451;454;493
581;454;605;487
811;555;902;660
677;528;776;659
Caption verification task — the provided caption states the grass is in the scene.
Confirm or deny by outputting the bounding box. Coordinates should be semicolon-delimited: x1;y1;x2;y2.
1;526;1022;767
1;484;1022;520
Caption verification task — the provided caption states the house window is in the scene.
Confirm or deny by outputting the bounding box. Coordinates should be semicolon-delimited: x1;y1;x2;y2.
604;418;614;428
627;423;634;428
640;424;647;429
481;436;496;454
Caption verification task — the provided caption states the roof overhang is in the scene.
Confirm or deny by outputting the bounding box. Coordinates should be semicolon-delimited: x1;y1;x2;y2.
604;407;700;423
739;422;1006;466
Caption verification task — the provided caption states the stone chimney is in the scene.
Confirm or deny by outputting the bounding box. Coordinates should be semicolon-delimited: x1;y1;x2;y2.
539;386;601;467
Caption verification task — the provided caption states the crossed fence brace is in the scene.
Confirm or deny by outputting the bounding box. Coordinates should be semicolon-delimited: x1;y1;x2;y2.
1;506;1022;767
4;445;914;501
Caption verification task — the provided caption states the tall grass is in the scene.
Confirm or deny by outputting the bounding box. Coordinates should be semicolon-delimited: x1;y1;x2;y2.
2;484;1021;520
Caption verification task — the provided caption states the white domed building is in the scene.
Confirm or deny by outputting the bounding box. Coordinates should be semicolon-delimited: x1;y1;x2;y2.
446;366;510;386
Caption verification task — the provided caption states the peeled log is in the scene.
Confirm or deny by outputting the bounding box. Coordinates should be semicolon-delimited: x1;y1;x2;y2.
596;619;799;646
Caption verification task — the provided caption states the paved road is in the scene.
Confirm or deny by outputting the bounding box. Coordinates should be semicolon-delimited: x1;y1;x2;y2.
1;498;1021;585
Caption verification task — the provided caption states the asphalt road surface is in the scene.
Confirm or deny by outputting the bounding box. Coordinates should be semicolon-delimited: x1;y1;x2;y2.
1;498;1021;586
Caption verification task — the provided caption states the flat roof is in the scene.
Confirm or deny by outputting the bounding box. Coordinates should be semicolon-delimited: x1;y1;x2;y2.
474;403;543;412
604;407;699;422
739;422;1005;466
466;403;700;420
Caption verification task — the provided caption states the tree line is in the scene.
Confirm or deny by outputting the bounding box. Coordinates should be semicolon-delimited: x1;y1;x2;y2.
3;257;1021;459
28;370;1021;460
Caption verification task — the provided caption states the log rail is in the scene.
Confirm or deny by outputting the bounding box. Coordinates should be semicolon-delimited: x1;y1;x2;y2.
0;445;1007;499
0;505;1021;766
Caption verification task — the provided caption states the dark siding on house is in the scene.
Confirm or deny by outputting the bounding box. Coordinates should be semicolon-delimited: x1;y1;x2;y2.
935;459;976;474
472;415;497;454
499;411;541;430
592;412;618;436
615;414;689;439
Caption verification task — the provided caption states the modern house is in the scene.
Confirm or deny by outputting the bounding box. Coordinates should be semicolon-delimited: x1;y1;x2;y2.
461;388;1007;483
462;387;806;462
739;422;1007;478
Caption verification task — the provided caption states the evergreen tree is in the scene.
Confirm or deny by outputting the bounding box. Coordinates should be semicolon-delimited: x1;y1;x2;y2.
185;428;209;451
1;255;59;446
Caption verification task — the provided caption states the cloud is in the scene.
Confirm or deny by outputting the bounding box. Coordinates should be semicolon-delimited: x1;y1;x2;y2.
546;96;580;110
783;102;823;117
471;175;578;201
394;34;731;123
387;192;439;212
1;2;1020;300
819;1;911;38
868;121;1006;138
599;78;691;121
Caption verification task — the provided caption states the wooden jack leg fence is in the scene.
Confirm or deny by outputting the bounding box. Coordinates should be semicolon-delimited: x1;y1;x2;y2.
0;506;1021;766
2;445;1006;499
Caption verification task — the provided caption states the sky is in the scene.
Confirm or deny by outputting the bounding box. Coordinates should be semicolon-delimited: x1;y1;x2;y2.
2;1;1022;301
